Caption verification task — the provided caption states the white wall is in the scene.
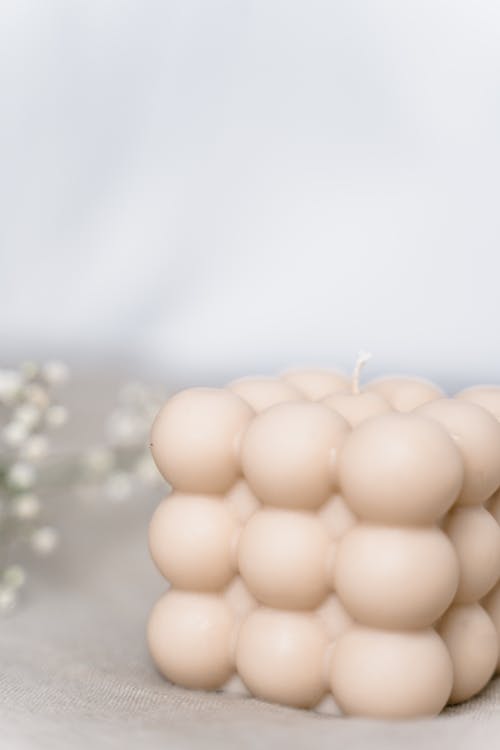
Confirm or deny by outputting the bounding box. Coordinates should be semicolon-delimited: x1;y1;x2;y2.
1;1;499;388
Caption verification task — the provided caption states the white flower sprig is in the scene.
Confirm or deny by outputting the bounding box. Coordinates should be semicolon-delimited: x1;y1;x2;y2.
0;361;69;612
0;363;164;614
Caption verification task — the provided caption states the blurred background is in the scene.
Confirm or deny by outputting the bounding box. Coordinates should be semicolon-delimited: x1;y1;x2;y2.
1;0;500;390
1;8;500;741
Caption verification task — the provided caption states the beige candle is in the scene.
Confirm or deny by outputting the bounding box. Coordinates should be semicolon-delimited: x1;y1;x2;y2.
148;366;500;719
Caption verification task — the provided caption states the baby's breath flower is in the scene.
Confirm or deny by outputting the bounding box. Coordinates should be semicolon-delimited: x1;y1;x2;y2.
83;446;115;476
0;361;162;613
24;383;50;410
0;369;22;403
2;420;29;447
0;359;70;612
0;586;17;614
107;411;146;445
20;361;39;380
31;526;59;555
20;434;49;462
41;361;69;387
7;462;37;490
11;493;41;520
3;565;26;590
14;403;41;430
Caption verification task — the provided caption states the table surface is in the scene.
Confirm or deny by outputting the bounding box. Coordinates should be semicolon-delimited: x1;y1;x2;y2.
1;378;498;749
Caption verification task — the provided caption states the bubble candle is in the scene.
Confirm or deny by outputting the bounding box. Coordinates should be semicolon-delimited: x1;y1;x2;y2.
147;362;500;719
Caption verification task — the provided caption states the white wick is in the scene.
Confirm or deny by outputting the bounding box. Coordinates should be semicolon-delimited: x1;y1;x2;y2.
352;351;372;395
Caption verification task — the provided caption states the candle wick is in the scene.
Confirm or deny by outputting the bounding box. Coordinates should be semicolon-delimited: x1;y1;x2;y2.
352;351;372;395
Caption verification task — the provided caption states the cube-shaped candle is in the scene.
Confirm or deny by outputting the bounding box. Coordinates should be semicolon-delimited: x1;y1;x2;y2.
147;369;500;719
